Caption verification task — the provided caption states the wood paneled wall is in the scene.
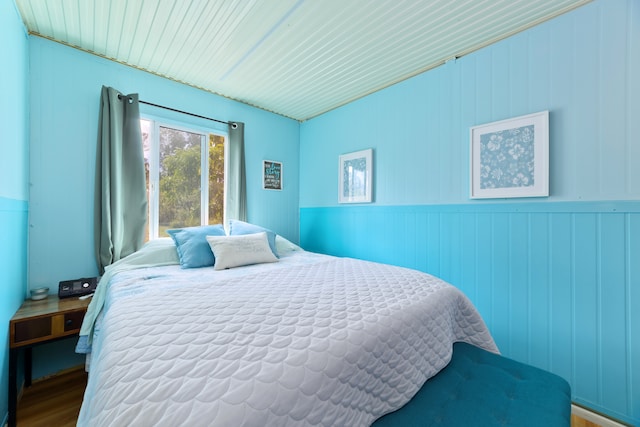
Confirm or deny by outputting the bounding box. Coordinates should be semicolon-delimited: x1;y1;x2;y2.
301;202;639;424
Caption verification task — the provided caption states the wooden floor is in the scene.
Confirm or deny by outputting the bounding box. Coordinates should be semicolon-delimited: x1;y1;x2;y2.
17;369;601;427
571;415;606;427
17;368;87;427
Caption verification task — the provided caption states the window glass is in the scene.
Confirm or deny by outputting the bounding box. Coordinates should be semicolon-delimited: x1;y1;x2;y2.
208;133;225;225
159;126;202;232
140;119;225;240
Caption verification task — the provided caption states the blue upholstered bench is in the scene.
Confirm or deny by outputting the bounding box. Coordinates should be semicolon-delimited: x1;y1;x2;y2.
372;342;571;426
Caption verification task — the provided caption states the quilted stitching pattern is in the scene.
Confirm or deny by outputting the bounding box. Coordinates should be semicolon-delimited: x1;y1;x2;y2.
78;256;496;427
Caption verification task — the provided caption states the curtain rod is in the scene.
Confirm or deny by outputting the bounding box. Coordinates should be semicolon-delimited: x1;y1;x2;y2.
118;94;237;128
140;100;237;129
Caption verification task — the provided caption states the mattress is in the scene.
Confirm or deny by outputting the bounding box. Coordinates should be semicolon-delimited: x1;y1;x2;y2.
77;249;497;426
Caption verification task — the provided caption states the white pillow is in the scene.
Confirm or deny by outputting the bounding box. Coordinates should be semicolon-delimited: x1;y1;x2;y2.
206;232;278;270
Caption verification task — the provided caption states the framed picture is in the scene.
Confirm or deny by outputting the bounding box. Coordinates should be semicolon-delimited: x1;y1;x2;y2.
470;111;549;199
263;160;282;190
338;149;372;203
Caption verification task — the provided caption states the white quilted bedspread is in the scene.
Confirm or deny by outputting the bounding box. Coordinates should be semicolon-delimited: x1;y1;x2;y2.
77;252;496;427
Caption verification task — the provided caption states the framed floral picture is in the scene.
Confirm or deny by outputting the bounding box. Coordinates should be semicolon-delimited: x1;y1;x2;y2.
338;149;372;203
470;111;549;199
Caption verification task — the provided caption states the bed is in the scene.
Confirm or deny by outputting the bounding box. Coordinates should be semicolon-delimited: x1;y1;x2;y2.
76;222;497;426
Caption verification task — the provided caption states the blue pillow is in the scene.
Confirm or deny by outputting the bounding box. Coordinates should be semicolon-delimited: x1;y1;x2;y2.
167;224;226;268
228;220;279;258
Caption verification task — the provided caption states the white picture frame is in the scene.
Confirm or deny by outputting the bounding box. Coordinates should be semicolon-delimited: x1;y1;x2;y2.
262;160;282;191
470;111;549;199
338;149;373;204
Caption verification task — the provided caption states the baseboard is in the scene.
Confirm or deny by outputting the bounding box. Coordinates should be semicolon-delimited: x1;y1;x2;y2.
572;404;630;427
30;364;85;385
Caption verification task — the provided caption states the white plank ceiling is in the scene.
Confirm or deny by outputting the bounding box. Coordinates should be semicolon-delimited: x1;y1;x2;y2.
15;0;591;121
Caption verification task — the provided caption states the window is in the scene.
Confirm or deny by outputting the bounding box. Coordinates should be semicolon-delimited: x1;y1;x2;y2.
141;119;226;240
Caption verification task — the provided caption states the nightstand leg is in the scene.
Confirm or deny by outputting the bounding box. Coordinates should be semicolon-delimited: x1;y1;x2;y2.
25;347;32;387
8;348;17;427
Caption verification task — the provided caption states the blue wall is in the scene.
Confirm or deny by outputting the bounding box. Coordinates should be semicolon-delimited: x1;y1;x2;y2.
300;1;639;424
0;0;29;423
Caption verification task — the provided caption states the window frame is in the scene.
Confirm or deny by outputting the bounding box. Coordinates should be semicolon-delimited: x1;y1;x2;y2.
141;115;228;240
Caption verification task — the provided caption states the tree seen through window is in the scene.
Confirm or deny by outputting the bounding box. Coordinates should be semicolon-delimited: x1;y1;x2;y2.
141;120;225;240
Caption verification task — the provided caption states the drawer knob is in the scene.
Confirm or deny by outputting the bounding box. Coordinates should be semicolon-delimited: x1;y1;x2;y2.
65;319;74;327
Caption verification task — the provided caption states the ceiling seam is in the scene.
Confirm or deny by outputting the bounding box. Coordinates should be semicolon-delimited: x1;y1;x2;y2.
220;0;306;82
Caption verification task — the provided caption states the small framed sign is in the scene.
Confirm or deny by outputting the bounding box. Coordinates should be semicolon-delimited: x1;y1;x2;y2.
263;160;283;190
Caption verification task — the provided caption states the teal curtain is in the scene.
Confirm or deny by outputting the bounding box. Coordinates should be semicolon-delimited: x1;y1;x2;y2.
94;86;148;274
225;122;247;225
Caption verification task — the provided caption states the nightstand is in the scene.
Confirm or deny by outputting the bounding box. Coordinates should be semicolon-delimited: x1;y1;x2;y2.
7;295;90;427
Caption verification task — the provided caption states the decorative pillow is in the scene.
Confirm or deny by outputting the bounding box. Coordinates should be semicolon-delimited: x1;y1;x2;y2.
275;235;303;254
167;224;226;268
206;232;278;270
138;237;180;265
228;220;279;258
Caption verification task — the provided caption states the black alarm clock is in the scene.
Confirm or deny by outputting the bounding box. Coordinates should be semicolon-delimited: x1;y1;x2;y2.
58;277;97;299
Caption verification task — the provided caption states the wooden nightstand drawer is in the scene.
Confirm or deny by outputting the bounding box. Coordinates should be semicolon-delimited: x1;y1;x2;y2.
64;310;85;332
11;310;85;344
13;317;52;344
9;296;90;348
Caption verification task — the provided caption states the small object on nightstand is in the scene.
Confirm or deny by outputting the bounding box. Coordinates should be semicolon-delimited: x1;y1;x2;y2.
58;277;97;298
30;287;49;301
